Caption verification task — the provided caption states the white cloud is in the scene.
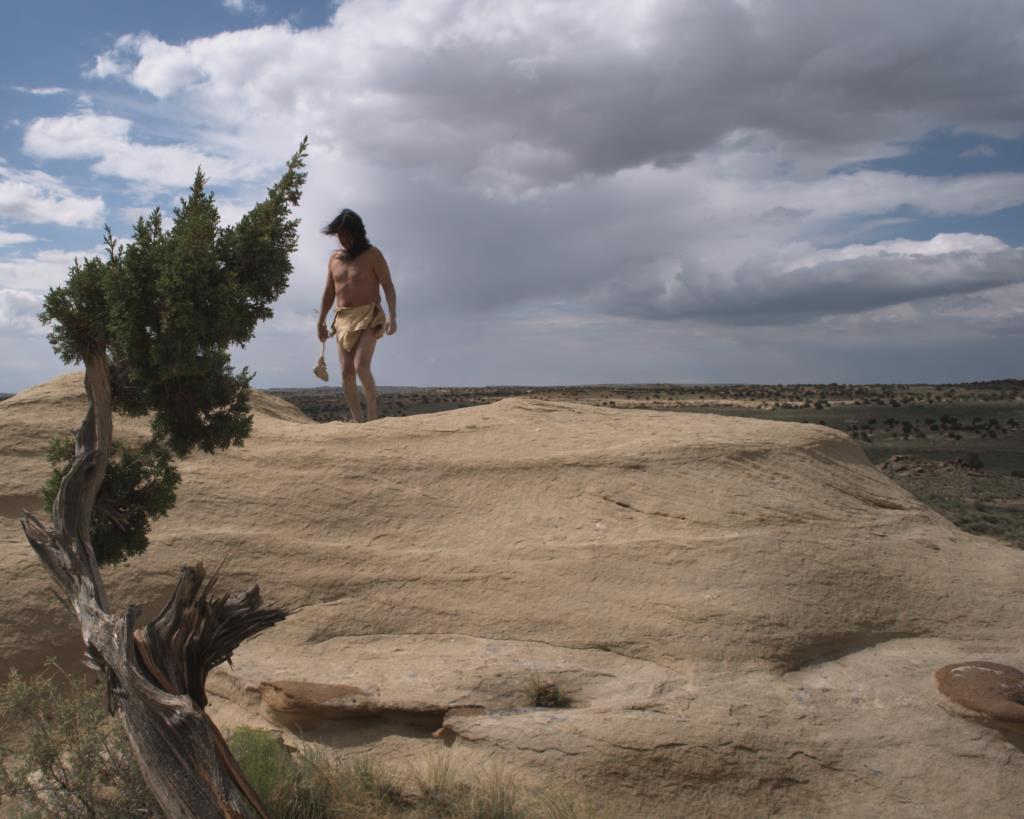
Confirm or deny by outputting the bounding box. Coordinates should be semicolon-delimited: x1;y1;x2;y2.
23;113;131;157
13;86;69;96
0;231;35;247
0;246;106;292
23;112;267;190
783;233;1010;269
87;33;140;80
0;288;44;333
223;0;265;13
0;162;104;227
0;243;111;379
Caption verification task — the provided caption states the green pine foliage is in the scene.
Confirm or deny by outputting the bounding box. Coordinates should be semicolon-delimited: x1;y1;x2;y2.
38;139;308;564
43;437;180;566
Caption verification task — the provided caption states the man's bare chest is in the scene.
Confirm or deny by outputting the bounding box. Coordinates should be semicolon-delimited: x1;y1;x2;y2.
331;256;375;288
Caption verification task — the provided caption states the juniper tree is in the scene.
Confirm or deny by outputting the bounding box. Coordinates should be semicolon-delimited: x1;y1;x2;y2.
40;140;307;564
21;139;308;818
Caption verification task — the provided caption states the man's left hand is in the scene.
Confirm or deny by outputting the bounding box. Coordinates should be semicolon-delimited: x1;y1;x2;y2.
385;316;397;335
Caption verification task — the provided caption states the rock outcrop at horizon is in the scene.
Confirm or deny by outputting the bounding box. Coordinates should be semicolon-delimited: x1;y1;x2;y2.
2;372;1024;816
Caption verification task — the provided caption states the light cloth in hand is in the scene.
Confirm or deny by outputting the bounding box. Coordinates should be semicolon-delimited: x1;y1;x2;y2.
313;340;329;382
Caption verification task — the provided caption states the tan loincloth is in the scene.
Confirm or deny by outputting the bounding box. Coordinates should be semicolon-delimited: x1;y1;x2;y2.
332;302;386;352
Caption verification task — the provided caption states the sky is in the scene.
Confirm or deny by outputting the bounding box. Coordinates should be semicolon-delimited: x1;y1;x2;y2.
1;0;1023;391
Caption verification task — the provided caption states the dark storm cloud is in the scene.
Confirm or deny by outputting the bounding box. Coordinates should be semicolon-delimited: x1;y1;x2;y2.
596;244;1024;325
96;0;1024;190
9;0;1024;389
348;0;1024;188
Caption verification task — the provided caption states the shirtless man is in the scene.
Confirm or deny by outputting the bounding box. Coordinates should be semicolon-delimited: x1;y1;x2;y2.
317;209;397;422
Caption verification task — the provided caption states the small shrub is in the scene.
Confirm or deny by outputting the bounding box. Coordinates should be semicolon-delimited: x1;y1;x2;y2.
0;665;161;818
961;453;985;470
523;673;571;709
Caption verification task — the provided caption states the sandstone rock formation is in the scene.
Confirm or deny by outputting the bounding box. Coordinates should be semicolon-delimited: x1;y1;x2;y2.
3;373;1024;816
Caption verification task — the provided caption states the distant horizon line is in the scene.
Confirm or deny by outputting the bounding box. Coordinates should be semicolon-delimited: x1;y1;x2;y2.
264;379;1024;392
2;378;1021;399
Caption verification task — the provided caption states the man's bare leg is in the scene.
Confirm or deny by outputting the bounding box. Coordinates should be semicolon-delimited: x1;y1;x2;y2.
354;329;380;421
338;343;363;422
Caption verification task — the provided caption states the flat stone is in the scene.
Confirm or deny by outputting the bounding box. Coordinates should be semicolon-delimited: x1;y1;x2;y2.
935;661;1024;722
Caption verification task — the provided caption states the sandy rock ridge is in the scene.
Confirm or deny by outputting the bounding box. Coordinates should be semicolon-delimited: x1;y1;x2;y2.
2;372;1024;816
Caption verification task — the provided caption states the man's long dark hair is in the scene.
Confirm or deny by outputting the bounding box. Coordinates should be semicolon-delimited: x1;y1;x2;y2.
323;209;371;260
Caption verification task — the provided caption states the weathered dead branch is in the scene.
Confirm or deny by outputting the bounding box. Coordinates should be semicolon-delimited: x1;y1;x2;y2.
21;358;288;818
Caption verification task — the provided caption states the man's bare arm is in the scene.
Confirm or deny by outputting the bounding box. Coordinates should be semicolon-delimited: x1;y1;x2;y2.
318;264;335;341
373;248;398;334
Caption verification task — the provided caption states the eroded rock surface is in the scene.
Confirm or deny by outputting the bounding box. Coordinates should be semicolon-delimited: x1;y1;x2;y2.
3;373;1024;816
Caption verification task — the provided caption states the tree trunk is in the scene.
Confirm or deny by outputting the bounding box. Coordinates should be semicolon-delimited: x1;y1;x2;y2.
21;353;287;818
